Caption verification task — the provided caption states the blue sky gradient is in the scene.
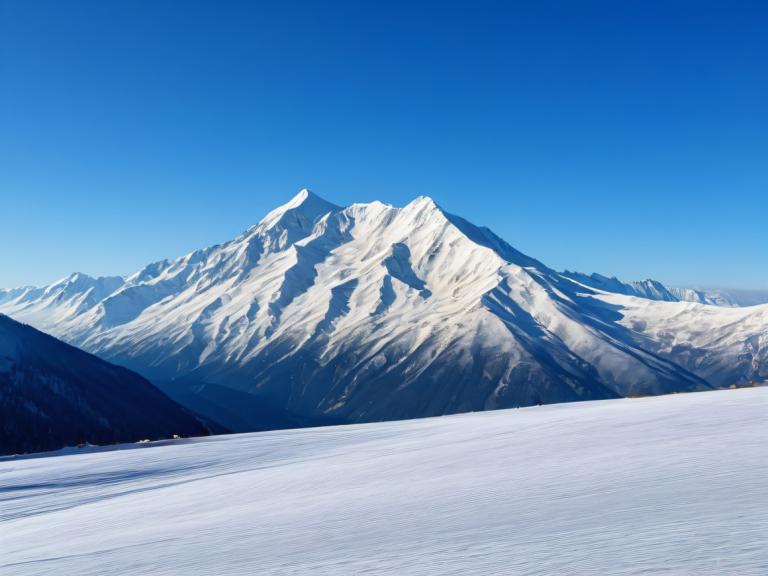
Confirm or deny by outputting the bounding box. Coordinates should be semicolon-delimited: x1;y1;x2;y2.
1;0;766;288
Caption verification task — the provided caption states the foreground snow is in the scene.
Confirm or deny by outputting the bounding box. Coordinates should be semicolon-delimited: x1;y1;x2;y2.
1;388;766;575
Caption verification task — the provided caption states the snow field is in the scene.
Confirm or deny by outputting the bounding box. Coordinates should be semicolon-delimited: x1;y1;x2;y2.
1;387;766;575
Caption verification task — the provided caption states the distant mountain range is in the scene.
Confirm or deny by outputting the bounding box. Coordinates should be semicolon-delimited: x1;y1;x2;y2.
561;271;768;307
1;190;765;432
0;314;212;455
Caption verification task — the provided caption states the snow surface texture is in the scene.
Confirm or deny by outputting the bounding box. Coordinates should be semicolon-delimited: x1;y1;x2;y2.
1;387;766;575
0;190;766;429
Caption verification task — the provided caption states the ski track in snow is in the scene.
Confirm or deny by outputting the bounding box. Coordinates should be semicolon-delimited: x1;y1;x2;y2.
1;387;766;575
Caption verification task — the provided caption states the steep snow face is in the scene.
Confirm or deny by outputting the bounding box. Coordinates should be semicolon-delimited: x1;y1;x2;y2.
1;190;763;427
2;388;766;575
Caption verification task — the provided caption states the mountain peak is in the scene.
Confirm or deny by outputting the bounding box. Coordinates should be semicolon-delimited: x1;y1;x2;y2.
289;187;316;205
408;195;440;209
1;188;760;435
285;188;340;210
43;272;94;293
258;189;341;231
402;196;446;221
65;272;93;283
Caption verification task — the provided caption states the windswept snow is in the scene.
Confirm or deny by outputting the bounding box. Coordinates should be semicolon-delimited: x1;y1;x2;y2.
1;387;766;575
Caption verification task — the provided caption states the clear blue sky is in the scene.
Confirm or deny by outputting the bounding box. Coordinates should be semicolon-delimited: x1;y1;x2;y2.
1;0;766;289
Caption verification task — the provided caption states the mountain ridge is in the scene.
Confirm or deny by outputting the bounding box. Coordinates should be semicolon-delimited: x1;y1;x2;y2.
562;270;768;307
1;190;765;430
0;314;213;455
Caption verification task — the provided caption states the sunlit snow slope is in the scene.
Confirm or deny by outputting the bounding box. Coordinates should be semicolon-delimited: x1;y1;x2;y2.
1;190;766;430
1;387;765;575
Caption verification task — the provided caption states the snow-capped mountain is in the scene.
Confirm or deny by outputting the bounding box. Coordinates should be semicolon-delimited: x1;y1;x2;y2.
668;286;768;307
0;314;210;455
668;286;740;307
1;190;765;429
562;270;768;307
561;271;680;302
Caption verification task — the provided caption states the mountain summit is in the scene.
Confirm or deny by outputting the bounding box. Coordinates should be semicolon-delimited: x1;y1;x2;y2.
1;190;765;430
257;188;342;232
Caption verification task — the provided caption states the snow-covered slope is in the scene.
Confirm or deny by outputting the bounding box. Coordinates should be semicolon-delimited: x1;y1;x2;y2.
0;273;125;325
0;314;210;455
562;271;680;302
596;292;768;387
1;190;765;429
2;387;765;575
562;270;768;307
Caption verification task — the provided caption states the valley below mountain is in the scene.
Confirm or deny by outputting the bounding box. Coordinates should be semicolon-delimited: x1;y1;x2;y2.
0;314;211;455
